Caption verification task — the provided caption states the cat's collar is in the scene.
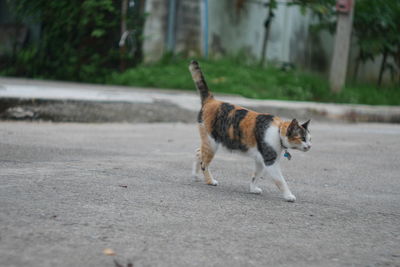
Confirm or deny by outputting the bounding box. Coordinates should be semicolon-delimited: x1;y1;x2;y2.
281;139;292;160
284;150;292;160
279;130;292;160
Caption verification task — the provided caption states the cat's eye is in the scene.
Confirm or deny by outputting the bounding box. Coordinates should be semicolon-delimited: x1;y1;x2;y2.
301;136;306;142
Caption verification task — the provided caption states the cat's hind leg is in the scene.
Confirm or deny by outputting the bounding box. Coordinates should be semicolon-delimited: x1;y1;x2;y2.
191;148;202;182
250;159;264;194
198;125;219;186
265;163;296;202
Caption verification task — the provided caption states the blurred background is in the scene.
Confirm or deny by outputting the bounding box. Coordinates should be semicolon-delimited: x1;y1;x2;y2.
0;0;399;105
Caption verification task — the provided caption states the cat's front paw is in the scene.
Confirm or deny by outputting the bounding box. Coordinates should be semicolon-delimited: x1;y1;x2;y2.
250;185;263;194
283;193;296;202
207;179;219;186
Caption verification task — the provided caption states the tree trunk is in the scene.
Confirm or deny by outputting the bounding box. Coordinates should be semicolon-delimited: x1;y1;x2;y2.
395;46;400;85
120;0;128;72
378;48;388;87
329;0;355;93
259;4;274;67
353;50;362;82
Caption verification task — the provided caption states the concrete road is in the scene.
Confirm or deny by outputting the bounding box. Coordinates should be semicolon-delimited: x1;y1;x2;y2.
0;121;399;267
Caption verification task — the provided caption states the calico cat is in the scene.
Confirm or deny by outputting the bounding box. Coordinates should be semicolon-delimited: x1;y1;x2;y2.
189;60;311;202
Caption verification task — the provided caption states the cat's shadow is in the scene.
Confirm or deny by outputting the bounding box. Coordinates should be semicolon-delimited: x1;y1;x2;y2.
186;179;286;204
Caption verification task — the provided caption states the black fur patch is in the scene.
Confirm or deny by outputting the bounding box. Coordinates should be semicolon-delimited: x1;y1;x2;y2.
196;80;210;104
197;109;203;123
211;103;249;152
255;114;277;166
289;125;307;138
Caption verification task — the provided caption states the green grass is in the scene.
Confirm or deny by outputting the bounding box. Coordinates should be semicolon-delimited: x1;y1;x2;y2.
106;57;400;106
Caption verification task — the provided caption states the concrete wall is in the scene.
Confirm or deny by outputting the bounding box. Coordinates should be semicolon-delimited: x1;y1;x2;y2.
142;0;331;70
207;0;263;60
174;0;202;55
141;0;397;83
208;1;317;66
142;0;168;63
347;44;398;85
142;0;201;62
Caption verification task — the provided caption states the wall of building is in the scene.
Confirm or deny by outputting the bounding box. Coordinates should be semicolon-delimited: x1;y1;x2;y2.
141;0;396;84
174;0;202;55
142;0;168;62
208;1;316;65
142;0;202;62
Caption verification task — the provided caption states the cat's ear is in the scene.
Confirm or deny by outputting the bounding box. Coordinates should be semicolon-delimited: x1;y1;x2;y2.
302;119;310;130
287;119;299;137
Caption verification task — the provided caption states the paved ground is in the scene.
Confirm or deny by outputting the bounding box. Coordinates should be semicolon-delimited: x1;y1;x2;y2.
0;121;399;267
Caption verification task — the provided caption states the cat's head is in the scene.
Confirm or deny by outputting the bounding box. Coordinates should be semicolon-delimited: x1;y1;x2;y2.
281;119;311;152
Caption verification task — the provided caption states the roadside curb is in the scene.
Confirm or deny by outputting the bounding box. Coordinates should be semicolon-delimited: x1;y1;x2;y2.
1;78;399;123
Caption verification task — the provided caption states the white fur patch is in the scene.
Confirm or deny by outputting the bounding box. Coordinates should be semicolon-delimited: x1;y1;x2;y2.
264;125;283;156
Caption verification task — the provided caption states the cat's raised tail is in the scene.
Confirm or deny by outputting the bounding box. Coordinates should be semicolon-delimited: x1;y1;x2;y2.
189;60;213;105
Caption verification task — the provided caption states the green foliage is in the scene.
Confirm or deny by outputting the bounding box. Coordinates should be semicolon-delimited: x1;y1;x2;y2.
353;0;400;80
107;57;400;106
290;0;336;33
2;0;144;82
291;0;400;84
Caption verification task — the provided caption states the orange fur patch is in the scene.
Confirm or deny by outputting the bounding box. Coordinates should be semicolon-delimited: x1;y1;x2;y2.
202;99;221;133
272;116;282;127
289;137;302;144
198;124;216;184
239;110;258;148
228;126;235;140
279;121;290;137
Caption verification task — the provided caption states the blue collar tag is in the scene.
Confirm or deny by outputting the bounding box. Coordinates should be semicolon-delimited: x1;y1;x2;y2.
284;150;292;160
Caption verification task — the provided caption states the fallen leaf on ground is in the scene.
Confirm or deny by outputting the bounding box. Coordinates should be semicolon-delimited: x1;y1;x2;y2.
103;248;116;256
